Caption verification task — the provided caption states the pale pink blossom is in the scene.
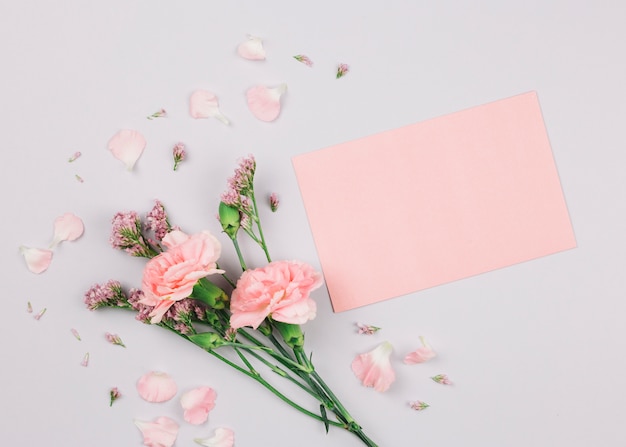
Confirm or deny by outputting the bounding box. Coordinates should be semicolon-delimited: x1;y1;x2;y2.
431;374;452;385
137;371;178;403
181;386;217;425
336;63;350;79
81;352;90;367
237;35;266;60
409;401;429;411
140;230;224;324
107;129;146;171
195;428;235;447
134;416;179;447
351;341;396;392
246;84;287;122
230;260;323;329
105;332;126;347
109;387;121;406
172;142;186;171
19;246;53;274
50;212;84;248
356;323;381;335
269;193;279;212
403;336;437;364
189;90;229;125
293;54;313;67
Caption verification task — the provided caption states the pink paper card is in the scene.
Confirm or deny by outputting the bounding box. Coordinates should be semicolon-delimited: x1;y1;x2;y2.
292;92;576;312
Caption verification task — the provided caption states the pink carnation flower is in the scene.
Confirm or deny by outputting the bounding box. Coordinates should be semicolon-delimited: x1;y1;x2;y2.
140;230;224;323
351;341;396;392
230;260;323;329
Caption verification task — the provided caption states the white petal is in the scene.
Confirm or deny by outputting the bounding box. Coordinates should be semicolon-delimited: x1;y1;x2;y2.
195;428;235;447
237;35;266;60
19;246;53;274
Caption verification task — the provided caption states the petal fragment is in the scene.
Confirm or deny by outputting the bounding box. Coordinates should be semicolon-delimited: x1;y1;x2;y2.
50;213;84;248
403;336;437;364
108;129;146;171
19;246;53;274
189;90;229;125
246;84;287;122
237;35;266;60
181;386;217;425
135;416;179;447
137;371;178;403
195;428;235;447
351;341;396;392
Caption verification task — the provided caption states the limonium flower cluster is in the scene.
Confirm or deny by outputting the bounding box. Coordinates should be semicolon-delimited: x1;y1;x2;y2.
84;157;379;447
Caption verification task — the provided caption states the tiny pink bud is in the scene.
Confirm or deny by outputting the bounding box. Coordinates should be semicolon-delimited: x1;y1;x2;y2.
71;328;81;341
68;151;82;162
336;63;350;79
105;332;126;347
110;387;122;406
34;308;47;320
356;322;381;335
293;54;313;67
27;301;33;313
147;108;167;120
269;193;279;212
431;374;452;385
75;174;84;183
409;401;430;411
81;352;90;367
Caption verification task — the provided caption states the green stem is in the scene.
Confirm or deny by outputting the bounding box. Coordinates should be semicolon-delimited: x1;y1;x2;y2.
250;191;272;262
231;237;247;271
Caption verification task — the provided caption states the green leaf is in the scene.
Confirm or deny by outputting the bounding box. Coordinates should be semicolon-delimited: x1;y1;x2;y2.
320;404;329;433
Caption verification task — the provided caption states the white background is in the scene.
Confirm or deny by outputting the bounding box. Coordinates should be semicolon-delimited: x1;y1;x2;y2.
1;1;625;446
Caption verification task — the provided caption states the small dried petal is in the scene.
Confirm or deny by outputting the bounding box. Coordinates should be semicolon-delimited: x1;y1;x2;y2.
403;336;437;364
68;151;81;162
81;352;90;367
409;401;430;411
246;84;287;122
189;90;229;125
34;308;47;320
293;54;313;67
50;213;84;248
194;428;235;447
109;387;121;406
135;416;179;447
336;63;350;79
431;374;452;385
356;322;381;335
181;386;217;425
105;332;126;347
71;328;81;341
107;129;146;171
237;35;266;60
137;371;178;402
19;246;53;274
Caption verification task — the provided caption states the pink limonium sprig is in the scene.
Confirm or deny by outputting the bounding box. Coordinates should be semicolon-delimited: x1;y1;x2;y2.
84;280;131;311
147;108;167;120
409;401;430;411
431;374;452;385
105;332;126;348
269;193;279;212
145;200;173;243
109;387;122;406
336;63;350;79
110;211;159;258
356;323;381;335
172;142;186;171
293;54;313;67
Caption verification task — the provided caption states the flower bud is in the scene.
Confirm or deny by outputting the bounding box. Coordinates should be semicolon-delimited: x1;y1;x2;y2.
274;322;304;348
188;332;226;350
218;202;240;239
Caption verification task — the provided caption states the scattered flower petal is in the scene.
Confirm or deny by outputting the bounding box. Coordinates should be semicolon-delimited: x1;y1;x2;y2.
172;142;186;171
81;352;90;367
431;374;452;385
195;428;235;447
71;328;81;341
105;332;126;347
50;213;84;249
356;323;381;335
409;401;430;411
107;129;146;171
181;386;217;425
134;416;179;447
27;301;33;313
147;109;167;120
293;54;313;67
237;35;266;60
110;387;121;406
137;371;178;403
34;308;47;320
68;151;81;162
351;341;396;392
19;246;53;274
75;174;84;183
269;193;279;212
336;63;350;79
189;90;229;125
246;84;287;122
404;336;437;364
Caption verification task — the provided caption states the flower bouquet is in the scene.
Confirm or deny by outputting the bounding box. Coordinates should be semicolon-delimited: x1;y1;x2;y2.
84;155;379;447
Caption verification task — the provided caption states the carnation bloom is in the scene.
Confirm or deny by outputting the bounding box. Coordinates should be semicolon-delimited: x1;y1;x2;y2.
137;371;178;402
181;386;217;424
403;336;437;364
230;260;323;329
351;341;396;392
134;416;179;447
140;230;224;323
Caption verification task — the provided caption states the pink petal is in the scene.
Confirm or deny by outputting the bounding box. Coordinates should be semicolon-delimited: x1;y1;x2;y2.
19;246;53;274
246;84;287;122
181;386;217;425
351;341;396;392
189;90;229;125
137;371;178;403
403;336;437;364
194;428;235;447
50;213;84;248
107;129;146;171
237;35;266;60
134;416;179;447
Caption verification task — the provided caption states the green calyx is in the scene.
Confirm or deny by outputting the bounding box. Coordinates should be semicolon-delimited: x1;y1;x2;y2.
188;332;226;350
219;202;240;239
274;321;305;348
190;278;229;309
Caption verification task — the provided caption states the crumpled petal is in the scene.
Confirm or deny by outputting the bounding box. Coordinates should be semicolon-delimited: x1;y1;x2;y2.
181;386;217;425
237;35;266;60
108;129;146;171
351;341;396;392
134;416;179;447
403;336;437;364
246;84;287;122
50;213;84;248
19;246;53;274
195;428;235;447
189;90;229;125
137;371;178;403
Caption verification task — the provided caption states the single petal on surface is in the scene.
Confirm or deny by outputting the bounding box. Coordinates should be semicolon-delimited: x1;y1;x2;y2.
351;341;396;392
246;84;287;122
107;129;146;171
237;35;266;60
403;336;437;364
181;386;217;425
195;428;235;447
135;416;179;447
137;371;178;402
50;213;84;248
189;90;229;125
19;246;53;274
